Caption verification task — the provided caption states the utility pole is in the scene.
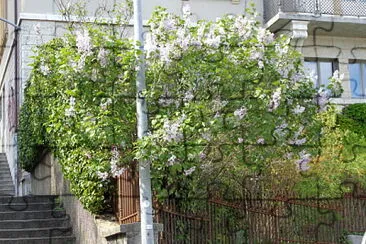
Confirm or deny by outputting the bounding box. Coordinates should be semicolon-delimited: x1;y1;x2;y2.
133;0;155;243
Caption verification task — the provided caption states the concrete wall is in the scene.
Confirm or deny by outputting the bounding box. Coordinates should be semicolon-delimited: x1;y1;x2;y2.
31;152;128;244
0;16;19;193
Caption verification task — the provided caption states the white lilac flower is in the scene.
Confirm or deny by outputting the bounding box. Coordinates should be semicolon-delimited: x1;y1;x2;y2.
76;30;92;54
238;137;244;143
275;43;289;56
295;150;311;171
65;107;75;117
184;166;196;176
212;99;228;111
204;33;221;48
329;70;344;96
250;48;263;60
234;16;251;39
258;60;264;69
317;88;329;112
158;98;175;107
257;28;274;45
288;125;306;145
91;68;98;81
145;33;157;57
197;24;206;39
274;122;288;137
65;96;76;117
40;65;50;76
77;54;87;71
176;28;191;51
234;106;247;120
167;155;177;166
97;171;109;181
69;96;75;106
110;147;125;177
159;44;173;63
163;18;176;31
201;132;211;141
97;48;109;67
268;88;282;112
289;138;307;146
100;98;112;110
162;115;185;142
293;105;305;114
257;138;265;144
183;91;194;102
111;167;125;178
199;152;207;160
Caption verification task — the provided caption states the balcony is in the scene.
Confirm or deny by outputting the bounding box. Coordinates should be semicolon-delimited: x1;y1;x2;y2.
264;0;366;37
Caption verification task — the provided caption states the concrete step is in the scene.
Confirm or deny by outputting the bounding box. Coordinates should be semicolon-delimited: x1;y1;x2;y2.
0;227;73;238
0;172;11;177
0;209;66;220
0;196;56;204
0;186;13;191
0;173;11;178
0;183;14;188
0;218;70;229
0;202;58;211
0;236;75;244
0;191;15;196
0;190;15;195
0;179;12;184
0;175;13;184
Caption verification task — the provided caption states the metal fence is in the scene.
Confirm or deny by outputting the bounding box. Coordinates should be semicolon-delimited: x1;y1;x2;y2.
264;0;366;23
154;196;365;243
113;168;140;224
113;169;366;243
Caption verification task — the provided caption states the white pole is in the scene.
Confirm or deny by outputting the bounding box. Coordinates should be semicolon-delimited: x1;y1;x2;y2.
133;0;155;243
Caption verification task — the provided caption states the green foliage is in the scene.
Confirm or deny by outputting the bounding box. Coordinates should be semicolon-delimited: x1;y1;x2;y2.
136;8;345;202
337;103;366;137
19;23;137;213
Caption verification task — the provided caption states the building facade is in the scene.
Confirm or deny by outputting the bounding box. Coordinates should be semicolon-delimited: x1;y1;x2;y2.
0;0;364;196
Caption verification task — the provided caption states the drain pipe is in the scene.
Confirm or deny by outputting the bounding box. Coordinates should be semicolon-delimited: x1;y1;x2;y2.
14;0;19;196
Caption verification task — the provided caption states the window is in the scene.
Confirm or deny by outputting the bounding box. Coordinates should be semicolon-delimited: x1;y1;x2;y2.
304;59;338;89
348;61;366;98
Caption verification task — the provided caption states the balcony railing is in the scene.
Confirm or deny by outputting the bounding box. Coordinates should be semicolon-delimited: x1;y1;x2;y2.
264;0;366;23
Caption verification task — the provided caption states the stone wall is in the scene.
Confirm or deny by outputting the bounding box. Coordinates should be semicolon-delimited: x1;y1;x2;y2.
31;152;128;244
0;22;19;194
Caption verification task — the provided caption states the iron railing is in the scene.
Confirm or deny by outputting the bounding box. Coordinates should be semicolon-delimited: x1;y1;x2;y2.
113;169;366;243
264;0;366;23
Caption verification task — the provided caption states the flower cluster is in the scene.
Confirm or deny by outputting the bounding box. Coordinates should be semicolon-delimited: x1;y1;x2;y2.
162;115;186;142
295;150;311;171
65;97;76;117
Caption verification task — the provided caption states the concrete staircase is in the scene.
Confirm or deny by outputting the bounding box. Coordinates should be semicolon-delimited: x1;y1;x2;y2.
0;153;15;196
0;154;75;243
